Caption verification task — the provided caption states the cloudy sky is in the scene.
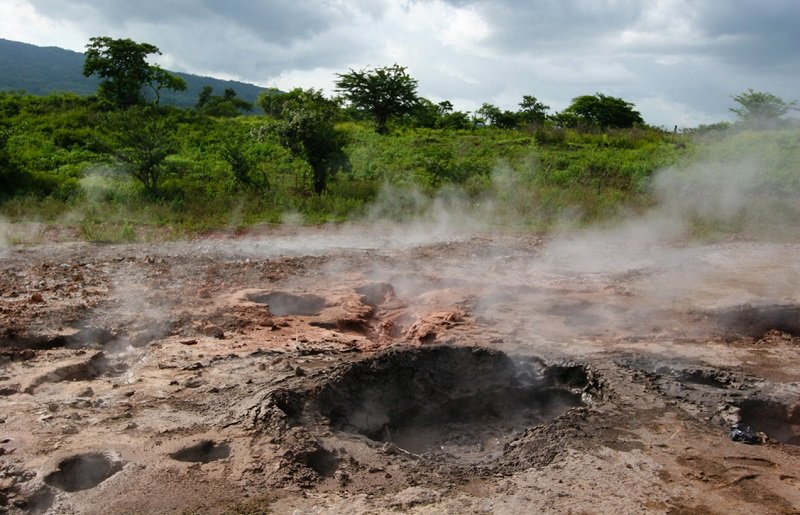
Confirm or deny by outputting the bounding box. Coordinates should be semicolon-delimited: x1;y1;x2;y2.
1;0;798;127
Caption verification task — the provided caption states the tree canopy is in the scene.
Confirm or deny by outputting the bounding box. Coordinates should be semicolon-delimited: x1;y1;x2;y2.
518;95;550;125
196;87;253;117
563;93;643;129
730;89;798;128
83;37;186;109
335;64;419;134
270;88;349;194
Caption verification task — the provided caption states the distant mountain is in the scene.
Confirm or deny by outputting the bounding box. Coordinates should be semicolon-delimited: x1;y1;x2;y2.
0;38;266;109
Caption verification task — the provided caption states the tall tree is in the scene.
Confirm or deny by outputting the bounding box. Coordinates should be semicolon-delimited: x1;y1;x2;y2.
335;64;419;134
83;37;185;108
730;89;798;128
563;93;643;129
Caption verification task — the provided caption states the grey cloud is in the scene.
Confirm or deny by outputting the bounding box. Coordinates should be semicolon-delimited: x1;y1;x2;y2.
691;0;800;71
10;0;799;127
27;0;373;78
448;0;645;51
29;0;338;43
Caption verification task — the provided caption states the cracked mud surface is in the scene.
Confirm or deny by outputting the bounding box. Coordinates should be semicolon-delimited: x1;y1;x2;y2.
1;225;799;514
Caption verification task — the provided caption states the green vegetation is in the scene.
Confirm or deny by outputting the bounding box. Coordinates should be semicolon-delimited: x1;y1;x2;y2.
1;37;798;242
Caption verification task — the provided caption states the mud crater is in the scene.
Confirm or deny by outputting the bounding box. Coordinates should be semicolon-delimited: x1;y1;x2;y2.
314;346;595;462
711;303;800;337
43;452;123;492
169;440;231;463
247;292;327;316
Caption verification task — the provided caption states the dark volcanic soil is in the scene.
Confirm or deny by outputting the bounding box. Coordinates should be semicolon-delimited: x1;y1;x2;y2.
1;225;799;514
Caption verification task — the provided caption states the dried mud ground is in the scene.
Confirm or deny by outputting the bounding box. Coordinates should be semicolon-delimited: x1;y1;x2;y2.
1;224;799;514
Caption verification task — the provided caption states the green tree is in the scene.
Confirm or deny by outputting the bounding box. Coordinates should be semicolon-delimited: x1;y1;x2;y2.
103;107;178;194
257;88;291;117
221;133;269;192
271;89;349;194
730;89;798;128
335;64;419;134
410;99;472;130
196;87;253;117
83;37;185;109
563;93;643;129
477;103;519;129
518;95;549;125
147;65;187;106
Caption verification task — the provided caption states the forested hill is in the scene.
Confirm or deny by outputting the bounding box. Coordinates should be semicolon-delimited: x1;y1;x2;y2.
0;38;265;108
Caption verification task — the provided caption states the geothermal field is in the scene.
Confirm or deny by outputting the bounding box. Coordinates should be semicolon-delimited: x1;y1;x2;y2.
1;217;799;514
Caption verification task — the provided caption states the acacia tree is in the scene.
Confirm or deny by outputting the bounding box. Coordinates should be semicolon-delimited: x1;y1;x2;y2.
730;89;798;128
563;93;643;129
83;37;186;108
335;64;419;134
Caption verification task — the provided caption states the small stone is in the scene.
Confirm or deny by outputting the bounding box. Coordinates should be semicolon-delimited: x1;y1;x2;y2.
76;387;94;398
184;378;206;389
180;339;199;346
29;293;44;303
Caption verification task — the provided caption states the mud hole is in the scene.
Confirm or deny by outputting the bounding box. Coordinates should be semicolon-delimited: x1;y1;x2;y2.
169;440;231;463
710;303;800;337
315;346;593;462
2;230;800;514
43;452;123;492
248;291;327;316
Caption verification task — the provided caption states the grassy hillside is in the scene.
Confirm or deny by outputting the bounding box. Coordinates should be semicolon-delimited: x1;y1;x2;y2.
0;39;265;108
1;91;797;242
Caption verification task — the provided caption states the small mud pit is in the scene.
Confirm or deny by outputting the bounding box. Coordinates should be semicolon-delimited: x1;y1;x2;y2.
169;440;231;463
315;346;593;462
652;365;738;389
248;292;327;316
43;452;123;492
712;303;800;337
737;399;800;445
